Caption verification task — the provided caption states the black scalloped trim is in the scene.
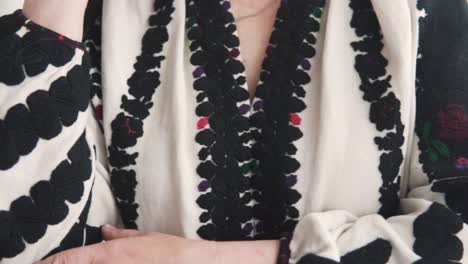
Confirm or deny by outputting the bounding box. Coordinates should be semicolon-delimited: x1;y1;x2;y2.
0;10;82;86
414;0;468;225
412;203;463;263
186;0;254;240
0;63;90;170
413;1;467;262
83;0;104;129
349;0;405;218
0;132;92;260
296;238;392;264
107;0;175;229
250;0;325;240
188;0;325;240
43;185;102;259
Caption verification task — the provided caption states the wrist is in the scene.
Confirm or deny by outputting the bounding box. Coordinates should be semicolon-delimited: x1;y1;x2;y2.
178;239;219;264
23;0;88;42
213;240;280;264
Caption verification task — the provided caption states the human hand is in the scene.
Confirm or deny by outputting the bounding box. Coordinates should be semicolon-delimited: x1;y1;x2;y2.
37;225;280;264
36;225;217;264
23;0;89;41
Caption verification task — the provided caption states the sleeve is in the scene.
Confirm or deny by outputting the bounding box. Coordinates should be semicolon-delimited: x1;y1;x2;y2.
279;1;468;264
0;6;120;263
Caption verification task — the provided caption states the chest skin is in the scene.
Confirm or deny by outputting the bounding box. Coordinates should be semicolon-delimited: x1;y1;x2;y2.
229;0;281;101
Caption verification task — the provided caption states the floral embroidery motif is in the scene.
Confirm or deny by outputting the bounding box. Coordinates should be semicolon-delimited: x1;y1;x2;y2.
0;133;92;260
455;157;468;170
420;122;450;162
349;0;405;218
107;0;175;229
415;0;468;226
436;104;468;141
413;0;468;262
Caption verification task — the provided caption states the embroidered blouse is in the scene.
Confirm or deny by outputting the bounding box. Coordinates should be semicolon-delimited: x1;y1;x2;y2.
0;0;467;263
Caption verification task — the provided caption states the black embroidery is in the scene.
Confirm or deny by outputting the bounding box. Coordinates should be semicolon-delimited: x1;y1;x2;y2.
0;133;92;260
188;0;324;240
0;64;90;170
415;0;468;224
250;0;325;239
44;187;102;259
349;0;405;218
83;0;104;129
107;0;175;229
0;11;81;86
186;0;253;240
412;203;463;263
297;239;392;264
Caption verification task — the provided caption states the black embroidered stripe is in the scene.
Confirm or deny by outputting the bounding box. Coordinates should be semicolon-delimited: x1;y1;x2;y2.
107;0;175;229
412;203;464;263
83;0;104;129
0;10;80;86
415;0;468;224
413;1;468;262
0;63;90;171
186;0;254;241
250;0;325;239
349;0;405;218
43;185;102;259
0;132;92;260
296;239;392;264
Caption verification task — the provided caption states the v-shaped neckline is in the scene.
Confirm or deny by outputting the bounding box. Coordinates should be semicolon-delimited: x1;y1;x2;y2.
186;0;326;240
224;0;284;108
223;0;283;106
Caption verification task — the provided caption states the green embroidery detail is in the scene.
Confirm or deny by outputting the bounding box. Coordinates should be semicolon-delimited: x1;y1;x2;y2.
422;122;451;161
432;140;450;158
312;8;322;18
240;161;257;175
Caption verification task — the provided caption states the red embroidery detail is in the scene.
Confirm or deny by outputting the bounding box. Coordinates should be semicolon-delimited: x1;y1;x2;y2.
197;117;209;129
289;113;301;126
122;117;138;135
94;104;103;121
457;157;468;165
230;48;240;58
437;104;468;140
58;35;64;41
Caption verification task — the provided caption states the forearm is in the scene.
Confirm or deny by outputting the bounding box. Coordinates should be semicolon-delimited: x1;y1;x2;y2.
212;240;280;264
22;0;88;41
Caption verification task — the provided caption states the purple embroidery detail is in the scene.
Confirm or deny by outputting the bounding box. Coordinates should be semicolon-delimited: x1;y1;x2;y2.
243;222;254;235
198;180;210;192
239;104;251;115
253;100;264;111
222;1;231;10
193;66;205;78
286;175;298;187
301;59;311;70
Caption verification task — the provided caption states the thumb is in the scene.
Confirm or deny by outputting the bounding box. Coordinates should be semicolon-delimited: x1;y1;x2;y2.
101;224;145;241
